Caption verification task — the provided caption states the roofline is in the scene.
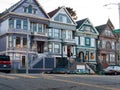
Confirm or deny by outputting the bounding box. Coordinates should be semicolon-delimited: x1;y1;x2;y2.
0;12;50;22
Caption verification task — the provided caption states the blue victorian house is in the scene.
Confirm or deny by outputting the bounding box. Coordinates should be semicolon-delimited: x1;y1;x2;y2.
0;0;50;70
75;18;99;72
48;6;77;68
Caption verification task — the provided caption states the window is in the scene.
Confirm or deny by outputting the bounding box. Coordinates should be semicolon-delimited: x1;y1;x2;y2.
23;38;27;48
102;40;106;48
75;37;79;45
105;30;113;36
48;29;52;37
54;29;60;38
23;20;28;30
54;44;60;53
38;24;43;32
90;52;95;60
106;42;111;49
62;30;66;39
16;19;21;29
80;37;85;46
85;51;89;61
59;15;67;23
110;54;115;63
16;37;20;48
9;18;14;28
68;31;72;39
24;7;27;13
85;37;90;46
91;38;95;47
112;42;115;49
48;43;53;53
33;23;37;32
84;26;91;31
28;5;32;13
33;8;37;14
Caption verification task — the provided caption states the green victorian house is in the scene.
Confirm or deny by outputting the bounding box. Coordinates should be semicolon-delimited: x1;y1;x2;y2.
75;18;99;71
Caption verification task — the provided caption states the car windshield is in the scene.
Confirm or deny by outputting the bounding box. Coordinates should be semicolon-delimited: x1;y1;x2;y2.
106;66;120;70
0;55;10;61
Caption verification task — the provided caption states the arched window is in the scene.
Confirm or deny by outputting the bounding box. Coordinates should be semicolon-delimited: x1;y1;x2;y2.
106;41;111;49
28;5;32;13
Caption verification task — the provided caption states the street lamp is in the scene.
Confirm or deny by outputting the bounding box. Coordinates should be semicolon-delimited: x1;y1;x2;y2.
104;3;120;28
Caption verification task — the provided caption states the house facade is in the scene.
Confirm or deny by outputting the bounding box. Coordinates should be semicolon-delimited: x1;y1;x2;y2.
48;7;77;68
0;0;51;69
96;19;117;68
75;18;99;66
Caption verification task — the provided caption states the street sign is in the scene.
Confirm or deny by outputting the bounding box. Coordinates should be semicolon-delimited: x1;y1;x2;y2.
113;29;120;34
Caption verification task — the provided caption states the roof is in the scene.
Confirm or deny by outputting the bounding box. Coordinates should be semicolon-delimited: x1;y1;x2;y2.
0;0;24;16
76;18;87;29
95;24;106;34
48;7;60;18
0;0;50;19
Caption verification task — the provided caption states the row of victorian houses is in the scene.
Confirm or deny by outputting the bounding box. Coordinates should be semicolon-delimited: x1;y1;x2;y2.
0;0;119;73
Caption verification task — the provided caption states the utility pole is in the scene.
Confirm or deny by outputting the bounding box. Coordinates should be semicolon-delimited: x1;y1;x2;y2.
104;3;120;28
26;33;29;74
104;3;120;65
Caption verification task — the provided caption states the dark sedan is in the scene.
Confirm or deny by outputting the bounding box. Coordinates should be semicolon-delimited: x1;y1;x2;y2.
50;68;70;74
103;65;120;75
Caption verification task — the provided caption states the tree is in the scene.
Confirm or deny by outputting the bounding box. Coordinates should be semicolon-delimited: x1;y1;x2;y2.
58;7;78;20
66;7;78;20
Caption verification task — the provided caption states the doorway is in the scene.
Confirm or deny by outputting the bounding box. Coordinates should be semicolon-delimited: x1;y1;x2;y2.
79;51;84;62
22;56;25;68
37;41;44;53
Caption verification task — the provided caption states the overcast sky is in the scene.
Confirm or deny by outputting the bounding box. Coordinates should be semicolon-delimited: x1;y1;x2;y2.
0;0;120;29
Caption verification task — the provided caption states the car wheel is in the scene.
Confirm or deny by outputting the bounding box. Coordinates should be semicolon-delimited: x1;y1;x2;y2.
114;72;117;75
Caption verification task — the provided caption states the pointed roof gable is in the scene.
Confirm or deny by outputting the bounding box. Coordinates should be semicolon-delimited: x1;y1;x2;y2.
76;18;87;29
48;7;60;18
96;19;115;34
0;0;49;19
76;18;99;35
96;24;106;34
48;6;76;25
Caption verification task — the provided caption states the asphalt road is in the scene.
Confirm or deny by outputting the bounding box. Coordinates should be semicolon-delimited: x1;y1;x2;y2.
0;73;120;90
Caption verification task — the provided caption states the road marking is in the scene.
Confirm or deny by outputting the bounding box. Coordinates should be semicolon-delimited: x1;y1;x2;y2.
42;74;120;90
14;74;38;78
0;74;18;79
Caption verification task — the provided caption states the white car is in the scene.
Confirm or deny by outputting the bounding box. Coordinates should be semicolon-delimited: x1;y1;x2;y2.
103;65;120;75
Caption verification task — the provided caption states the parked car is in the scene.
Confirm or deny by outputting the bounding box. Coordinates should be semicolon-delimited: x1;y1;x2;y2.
103;65;120;75
69;69;89;74
0;55;11;73
50;68;70;74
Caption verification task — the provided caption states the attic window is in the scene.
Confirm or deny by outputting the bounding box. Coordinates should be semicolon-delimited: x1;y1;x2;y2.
28;5;32;13
24;7;27;13
23;5;37;14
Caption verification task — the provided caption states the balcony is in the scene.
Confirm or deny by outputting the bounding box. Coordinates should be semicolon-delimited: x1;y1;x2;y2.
8;29;31;35
31;32;47;37
62;39;76;45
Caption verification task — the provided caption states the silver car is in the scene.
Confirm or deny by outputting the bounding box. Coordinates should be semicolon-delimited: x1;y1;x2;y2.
103;65;120;75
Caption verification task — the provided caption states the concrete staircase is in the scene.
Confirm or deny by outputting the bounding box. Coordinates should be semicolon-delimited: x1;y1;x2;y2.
29;54;46;68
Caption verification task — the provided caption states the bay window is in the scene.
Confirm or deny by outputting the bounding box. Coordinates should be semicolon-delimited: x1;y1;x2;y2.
16;19;21;29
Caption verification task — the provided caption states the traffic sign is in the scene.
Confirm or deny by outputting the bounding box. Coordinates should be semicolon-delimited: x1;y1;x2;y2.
113;29;120;34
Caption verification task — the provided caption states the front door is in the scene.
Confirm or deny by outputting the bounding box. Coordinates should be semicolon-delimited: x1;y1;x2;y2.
22;56;25;68
37;41;44;53
79;51;84;62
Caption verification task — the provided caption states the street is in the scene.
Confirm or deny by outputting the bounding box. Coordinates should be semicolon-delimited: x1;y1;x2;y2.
0;73;120;90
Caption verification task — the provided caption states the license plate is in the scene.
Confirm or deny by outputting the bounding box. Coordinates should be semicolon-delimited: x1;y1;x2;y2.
3;65;7;67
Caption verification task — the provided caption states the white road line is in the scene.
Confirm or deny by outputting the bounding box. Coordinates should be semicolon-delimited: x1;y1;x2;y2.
0;74;18;79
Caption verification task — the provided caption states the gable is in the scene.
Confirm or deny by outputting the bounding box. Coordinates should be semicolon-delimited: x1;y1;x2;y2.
52;8;75;24
10;0;49;18
101;25;115;38
78;19;99;35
